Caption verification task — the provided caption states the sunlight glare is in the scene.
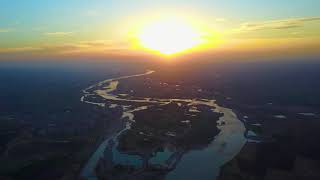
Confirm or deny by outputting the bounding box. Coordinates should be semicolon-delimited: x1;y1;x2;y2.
138;18;203;55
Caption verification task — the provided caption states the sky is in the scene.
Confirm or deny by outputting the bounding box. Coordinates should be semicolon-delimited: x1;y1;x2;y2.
0;0;320;61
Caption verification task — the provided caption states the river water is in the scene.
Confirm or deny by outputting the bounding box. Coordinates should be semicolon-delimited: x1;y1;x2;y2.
80;70;246;180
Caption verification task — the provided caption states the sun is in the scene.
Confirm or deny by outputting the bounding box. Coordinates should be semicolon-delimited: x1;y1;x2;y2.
138;17;203;55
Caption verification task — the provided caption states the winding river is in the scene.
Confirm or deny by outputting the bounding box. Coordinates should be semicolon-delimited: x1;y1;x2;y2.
80;70;246;180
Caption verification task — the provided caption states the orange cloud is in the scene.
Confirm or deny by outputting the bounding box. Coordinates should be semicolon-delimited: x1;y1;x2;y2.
0;47;42;53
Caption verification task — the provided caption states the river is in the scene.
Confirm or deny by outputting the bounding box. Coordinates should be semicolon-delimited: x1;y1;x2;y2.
80;70;246;180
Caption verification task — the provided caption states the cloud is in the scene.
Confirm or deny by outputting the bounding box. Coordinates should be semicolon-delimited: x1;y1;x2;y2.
215;18;227;23
45;40;115;51
79;40;113;47
44;32;73;36
85;10;100;17
0;28;13;33
0;47;42;53
238;17;320;31
0;43;82;54
0;39;131;55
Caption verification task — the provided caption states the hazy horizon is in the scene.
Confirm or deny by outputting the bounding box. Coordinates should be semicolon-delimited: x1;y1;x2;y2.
1;0;320;61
